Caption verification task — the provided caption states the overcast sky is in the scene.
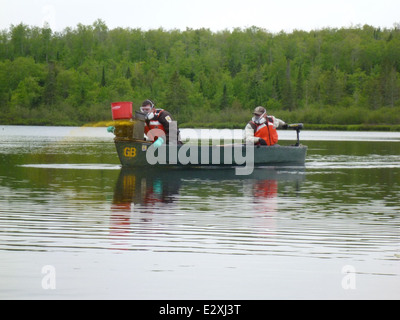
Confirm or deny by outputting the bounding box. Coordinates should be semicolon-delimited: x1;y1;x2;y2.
1;0;399;33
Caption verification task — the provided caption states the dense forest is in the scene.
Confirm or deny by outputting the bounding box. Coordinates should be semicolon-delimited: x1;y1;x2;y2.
0;20;400;129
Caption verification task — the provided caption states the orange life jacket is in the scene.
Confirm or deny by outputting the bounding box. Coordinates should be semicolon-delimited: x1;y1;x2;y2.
252;118;278;146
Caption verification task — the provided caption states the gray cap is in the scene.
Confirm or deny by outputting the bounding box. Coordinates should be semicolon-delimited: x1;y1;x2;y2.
253;106;266;115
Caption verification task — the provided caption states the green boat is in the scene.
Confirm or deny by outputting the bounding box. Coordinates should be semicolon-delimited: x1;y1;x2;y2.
110;119;307;172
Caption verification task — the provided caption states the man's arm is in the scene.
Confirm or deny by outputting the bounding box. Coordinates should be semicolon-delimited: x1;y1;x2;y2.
159;111;178;143
270;116;286;129
244;122;260;144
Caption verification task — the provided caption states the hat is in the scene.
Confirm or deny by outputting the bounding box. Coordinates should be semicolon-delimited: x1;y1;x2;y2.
142;99;154;108
253;106;266;115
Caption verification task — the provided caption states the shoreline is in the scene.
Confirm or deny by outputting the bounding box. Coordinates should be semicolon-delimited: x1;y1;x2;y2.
1;121;400;132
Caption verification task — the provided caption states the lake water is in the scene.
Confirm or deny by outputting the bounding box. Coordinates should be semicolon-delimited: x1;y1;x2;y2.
0;125;399;300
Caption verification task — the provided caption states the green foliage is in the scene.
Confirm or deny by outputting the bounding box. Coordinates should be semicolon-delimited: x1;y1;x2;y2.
0;21;400;129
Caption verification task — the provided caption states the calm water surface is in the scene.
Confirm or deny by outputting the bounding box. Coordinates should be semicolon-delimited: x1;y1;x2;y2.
0;125;399;299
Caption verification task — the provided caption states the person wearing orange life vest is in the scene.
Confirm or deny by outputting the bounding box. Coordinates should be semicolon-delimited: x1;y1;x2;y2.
244;106;287;146
140;99;182;147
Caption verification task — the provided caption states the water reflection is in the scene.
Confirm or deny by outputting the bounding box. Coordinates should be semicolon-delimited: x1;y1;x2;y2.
110;167;305;246
112;167;305;208
2;127;400;299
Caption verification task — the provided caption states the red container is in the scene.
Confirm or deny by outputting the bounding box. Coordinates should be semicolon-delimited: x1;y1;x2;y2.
111;102;133;120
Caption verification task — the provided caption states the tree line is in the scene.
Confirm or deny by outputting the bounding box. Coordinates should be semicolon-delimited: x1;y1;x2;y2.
0;20;399;129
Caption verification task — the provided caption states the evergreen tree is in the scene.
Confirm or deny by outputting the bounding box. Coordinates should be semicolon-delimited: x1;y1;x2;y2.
101;66;106;87
43;61;57;105
221;84;229;109
125;66;132;79
165;71;188;116
282;58;295;110
295;65;304;107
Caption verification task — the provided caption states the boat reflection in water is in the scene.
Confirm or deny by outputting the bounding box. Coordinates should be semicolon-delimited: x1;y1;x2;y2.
110;167;305;239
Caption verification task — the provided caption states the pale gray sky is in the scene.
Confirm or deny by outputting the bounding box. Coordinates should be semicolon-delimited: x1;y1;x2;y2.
1;0;399;33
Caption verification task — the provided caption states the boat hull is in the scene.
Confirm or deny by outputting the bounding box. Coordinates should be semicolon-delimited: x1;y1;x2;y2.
114;140;307;168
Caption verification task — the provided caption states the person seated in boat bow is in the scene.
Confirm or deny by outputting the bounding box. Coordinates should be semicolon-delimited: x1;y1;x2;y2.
140;99;182;148
244;106;287;146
